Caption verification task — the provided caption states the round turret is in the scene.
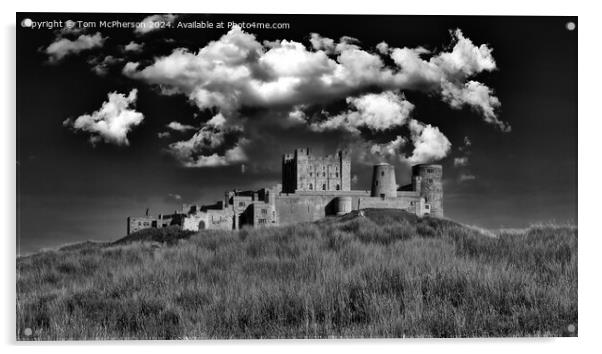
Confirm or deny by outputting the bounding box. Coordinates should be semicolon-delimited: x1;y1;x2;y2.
370;163;397;198
335;196;352;215
412;164;443;217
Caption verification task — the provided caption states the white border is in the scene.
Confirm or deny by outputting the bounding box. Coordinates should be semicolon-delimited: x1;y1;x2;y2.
2;1;599;353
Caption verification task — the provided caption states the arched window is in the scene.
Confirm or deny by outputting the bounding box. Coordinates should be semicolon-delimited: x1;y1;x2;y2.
336;184;340;190
309;183;313;190
335;172;339;178
322;184;326;190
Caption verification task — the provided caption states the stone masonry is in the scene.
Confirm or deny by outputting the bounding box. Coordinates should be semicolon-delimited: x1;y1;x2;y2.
126;147;443;234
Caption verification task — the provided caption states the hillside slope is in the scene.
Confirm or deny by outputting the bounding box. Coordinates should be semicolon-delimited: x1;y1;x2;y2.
16;209;577;339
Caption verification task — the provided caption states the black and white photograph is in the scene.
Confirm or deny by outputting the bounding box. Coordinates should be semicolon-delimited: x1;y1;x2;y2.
13;8;581;342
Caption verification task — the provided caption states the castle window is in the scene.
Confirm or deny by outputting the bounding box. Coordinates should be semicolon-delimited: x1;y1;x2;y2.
335;172;339;178
322;184;326;190
427;168;434;174
322;172;325;177
309;183;313;190
309;172;313;177
261;209;268;215
375;180;378;186
336;184;340;190
381;171;384;177
428;178;433;183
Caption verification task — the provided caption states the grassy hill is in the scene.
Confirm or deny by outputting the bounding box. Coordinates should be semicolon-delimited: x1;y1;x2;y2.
16;209;577;340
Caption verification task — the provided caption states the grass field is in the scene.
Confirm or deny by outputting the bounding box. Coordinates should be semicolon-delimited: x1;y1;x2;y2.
16;209;577;340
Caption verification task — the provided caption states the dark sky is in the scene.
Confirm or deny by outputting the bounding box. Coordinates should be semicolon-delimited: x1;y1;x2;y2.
17;13;577;255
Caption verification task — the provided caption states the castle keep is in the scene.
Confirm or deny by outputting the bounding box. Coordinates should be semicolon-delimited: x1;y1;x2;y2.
282;148;351;193
127;148;443;234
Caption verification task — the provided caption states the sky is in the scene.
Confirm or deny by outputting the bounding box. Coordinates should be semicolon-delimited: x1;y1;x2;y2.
17;13;577;255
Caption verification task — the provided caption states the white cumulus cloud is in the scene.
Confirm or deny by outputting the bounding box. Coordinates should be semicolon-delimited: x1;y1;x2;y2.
124;41;144;52
169;138;247;168
432;29;496;80
309;33;335;53
407;119;452;164
312;91;414;133
63;89;144;146
376;41;389;55
441;80;508;132
166;121;196;132
206;113;227;128
46;32;106;63
166;113;246;167
124;26;507;131
122;26;506;167
370;136;407;157
135;14;178;35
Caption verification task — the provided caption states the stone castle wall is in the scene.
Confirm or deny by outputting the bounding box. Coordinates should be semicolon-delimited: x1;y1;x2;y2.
128;148;443;235
127;216;157;234
274;190;428;226
275;191;369;225
182;208;234;232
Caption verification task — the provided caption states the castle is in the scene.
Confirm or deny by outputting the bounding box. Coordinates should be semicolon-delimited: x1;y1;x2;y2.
126;148;443;234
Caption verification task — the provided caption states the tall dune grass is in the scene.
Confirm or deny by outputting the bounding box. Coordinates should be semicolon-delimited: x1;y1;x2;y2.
16;209;577;339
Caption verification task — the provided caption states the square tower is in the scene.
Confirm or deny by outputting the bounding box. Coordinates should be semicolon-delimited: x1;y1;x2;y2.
281;148;351;193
